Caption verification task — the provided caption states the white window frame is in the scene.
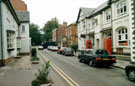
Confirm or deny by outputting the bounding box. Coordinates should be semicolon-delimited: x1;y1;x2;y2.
117;28;128;46
106;10;111;22
7;32;15;49
116;0;127;17
17;37;21;48
92;18;98;27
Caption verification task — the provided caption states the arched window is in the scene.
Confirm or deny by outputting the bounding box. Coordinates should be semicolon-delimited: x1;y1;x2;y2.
118;27;128;46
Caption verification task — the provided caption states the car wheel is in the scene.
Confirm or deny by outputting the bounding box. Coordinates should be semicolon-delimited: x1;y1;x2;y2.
78;57;82;62
89;60;96;67
127;69;135;82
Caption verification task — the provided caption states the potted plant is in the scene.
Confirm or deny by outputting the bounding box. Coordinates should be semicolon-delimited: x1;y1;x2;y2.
31;61;53;86
31;48;40;64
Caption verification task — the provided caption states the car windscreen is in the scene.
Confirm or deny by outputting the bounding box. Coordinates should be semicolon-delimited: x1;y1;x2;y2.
93;50;109;55
66;48;72;51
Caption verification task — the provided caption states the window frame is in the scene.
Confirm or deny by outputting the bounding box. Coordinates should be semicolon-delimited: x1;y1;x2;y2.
7;31;15;50
116;0;127;17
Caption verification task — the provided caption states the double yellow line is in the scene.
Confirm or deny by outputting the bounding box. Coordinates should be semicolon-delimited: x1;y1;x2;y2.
38;51;80;86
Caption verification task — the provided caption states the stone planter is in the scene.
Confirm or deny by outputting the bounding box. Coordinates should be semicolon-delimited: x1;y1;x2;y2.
31;60;39;64
40;83;52;86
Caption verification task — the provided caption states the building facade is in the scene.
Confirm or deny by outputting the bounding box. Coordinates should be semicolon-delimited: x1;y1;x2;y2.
11;0;30;55
77;0;134;61
0;0;30;66
52;22;67;47
65;22;78;47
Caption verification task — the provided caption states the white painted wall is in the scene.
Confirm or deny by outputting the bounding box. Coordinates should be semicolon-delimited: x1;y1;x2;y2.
1;2;19;59
19;23;30;53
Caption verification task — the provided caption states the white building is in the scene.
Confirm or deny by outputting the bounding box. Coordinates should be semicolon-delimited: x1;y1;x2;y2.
77;0;135;62
0;0;30;66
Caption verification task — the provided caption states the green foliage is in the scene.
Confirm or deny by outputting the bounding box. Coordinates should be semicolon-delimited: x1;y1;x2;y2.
31;57;40;61
31;48;37;57
31;61;50;86
31;79;42;86
70;43;78;52
42;17;58;41
30;23;42;45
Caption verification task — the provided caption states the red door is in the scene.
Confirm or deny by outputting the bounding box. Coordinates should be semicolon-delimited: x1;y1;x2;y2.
104;38;112;55
86;40;92;49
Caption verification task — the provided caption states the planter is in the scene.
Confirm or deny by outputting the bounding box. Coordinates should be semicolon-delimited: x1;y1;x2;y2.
31;60;39;64
40;83;52;86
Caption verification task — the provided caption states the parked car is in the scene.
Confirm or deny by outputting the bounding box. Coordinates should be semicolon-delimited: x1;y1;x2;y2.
62;47;74;56
78;49;116;67
38;46;43;50
57;47;66;54
125;65;135;82
51;46;58;51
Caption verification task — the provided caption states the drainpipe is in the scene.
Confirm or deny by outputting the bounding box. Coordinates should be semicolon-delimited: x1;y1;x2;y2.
0;0;4;66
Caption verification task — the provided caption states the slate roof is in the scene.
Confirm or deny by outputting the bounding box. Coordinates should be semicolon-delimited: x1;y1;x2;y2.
80;7;95;17
92;1;108;15
16;11;30;22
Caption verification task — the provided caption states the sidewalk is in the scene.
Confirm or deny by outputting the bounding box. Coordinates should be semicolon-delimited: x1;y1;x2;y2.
0;55;66;86
74;52;134;69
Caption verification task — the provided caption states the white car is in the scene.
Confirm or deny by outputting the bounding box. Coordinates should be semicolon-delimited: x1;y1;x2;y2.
38;46;43;50
51;46;58;51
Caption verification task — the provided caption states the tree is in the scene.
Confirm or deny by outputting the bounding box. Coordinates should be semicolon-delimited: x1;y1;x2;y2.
30;23;41;45
70;43;78;54
42;17;58;41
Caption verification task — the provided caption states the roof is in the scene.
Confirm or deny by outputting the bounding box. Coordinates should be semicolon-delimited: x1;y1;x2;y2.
76;7;95;23
16;11;30;22
92;1;108;15
80;7;95;17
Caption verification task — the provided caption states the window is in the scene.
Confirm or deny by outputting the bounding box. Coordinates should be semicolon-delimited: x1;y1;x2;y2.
116;0;127;17
17;37;21;48
106;10;111;22
83;21;85;29
7;32;15;49
22;25;25;32
118;28;128;46
92;18;98;27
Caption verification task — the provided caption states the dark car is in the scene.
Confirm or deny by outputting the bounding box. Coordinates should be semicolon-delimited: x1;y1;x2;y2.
78;49;116;67
125;65;135;82
62;48;74;56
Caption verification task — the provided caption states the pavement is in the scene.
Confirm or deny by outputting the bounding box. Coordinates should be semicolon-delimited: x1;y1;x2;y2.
0;55;66;86
0;52;134;86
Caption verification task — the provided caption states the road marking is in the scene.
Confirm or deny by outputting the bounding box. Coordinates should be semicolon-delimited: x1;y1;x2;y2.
38;51;80;86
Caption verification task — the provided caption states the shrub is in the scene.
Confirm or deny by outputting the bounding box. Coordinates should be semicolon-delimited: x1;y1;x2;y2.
31;61;51;86
31;57;40;61
70;43;78;53
31;48;37;57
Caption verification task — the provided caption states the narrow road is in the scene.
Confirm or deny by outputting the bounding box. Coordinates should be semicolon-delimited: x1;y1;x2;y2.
40;49;134;86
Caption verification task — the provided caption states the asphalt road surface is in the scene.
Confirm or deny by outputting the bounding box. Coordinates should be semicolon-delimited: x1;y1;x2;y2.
40;49;135;86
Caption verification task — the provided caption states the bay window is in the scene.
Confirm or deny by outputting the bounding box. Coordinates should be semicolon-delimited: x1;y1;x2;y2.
118;28;128;46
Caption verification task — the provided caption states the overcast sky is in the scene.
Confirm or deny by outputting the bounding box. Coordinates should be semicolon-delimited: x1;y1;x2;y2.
22;0;107;28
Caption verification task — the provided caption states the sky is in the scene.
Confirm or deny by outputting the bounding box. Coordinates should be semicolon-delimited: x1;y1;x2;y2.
22;0;107;28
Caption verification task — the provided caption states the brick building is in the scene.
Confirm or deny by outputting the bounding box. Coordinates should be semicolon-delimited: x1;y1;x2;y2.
52;22;67;47
65;22;78;46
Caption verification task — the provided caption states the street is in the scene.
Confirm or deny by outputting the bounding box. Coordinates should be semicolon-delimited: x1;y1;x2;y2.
39;49;135;86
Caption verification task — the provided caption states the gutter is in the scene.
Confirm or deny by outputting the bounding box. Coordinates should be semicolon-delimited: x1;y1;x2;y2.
0;0;4;66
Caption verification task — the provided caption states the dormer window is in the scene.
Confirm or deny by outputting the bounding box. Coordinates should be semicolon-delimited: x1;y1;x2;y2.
116;0;127;17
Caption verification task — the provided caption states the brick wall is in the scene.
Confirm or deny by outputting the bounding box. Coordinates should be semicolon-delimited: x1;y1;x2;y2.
10;0;27;11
